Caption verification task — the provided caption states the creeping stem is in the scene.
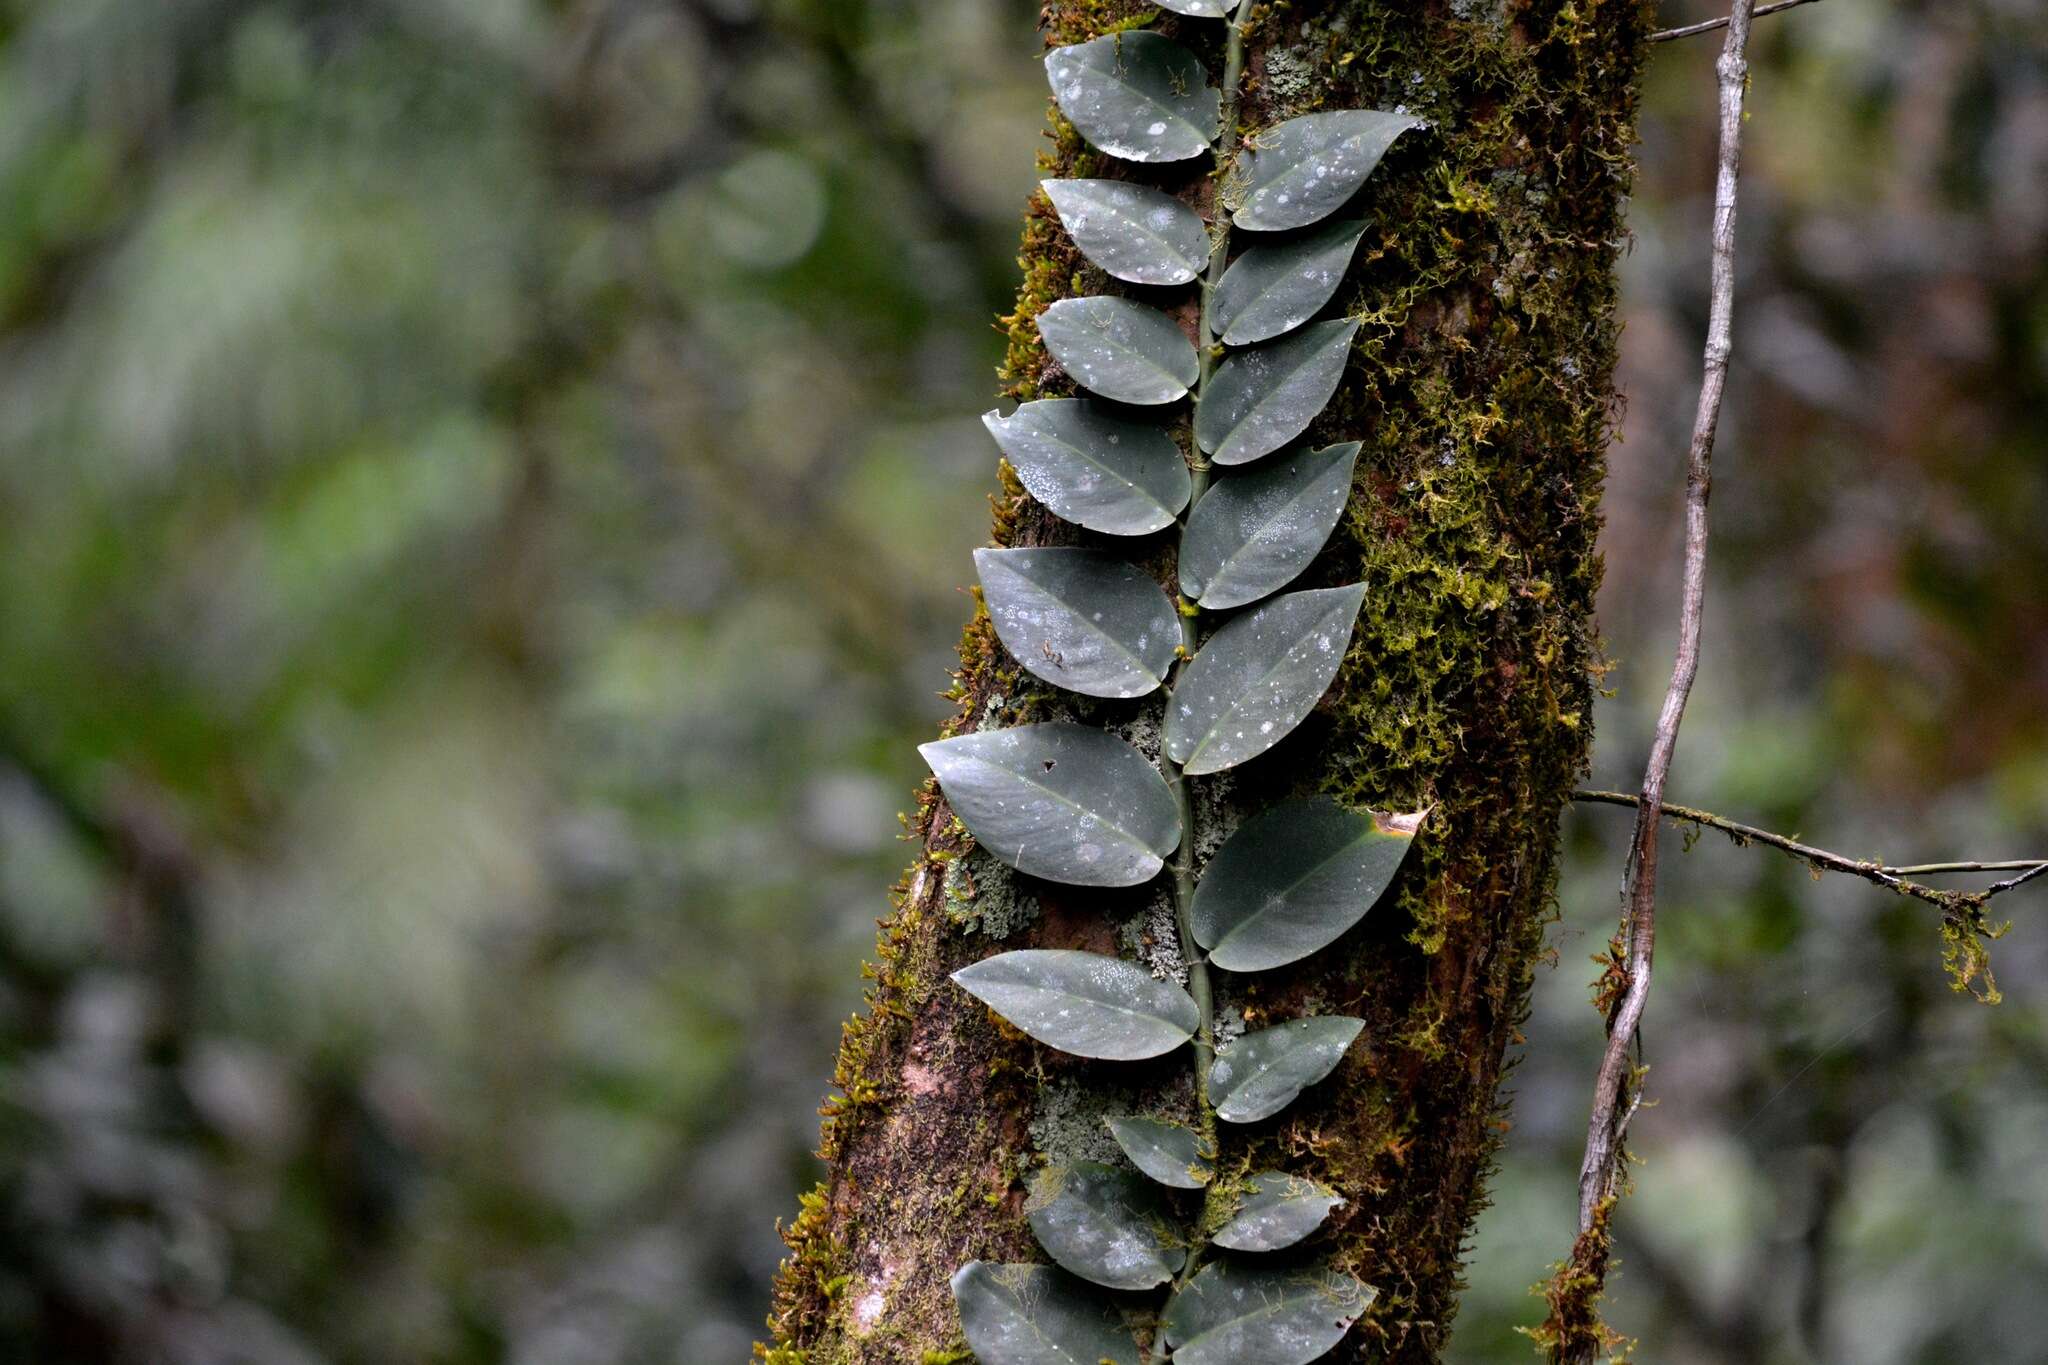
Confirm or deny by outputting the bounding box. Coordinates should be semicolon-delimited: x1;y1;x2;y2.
1165;0;1255;1282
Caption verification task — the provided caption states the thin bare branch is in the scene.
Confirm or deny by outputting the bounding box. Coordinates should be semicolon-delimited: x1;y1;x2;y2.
1569;0;1757;1313
1571;790;2048;911
1649;0;1824;44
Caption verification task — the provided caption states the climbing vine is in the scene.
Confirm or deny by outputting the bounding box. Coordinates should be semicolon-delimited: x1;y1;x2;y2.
920;6;1428;1361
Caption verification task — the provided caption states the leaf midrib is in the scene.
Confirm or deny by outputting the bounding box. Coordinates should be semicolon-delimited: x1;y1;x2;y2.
1005;407;1184;522
1216;223;1364;344
1057;186;1204;280
1173;1278;1357;1355
1204;321;1355;461
968;971;1194;1039
947;748;1170;865
1178;590;1357;771
1069;40;1213;149
987;554;1169;687
1201;819;1384;957
1055;301;1196;393
1197;449;1349;604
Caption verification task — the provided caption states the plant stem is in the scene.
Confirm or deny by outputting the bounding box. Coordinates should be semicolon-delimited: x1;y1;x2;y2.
1165;0;1256;1284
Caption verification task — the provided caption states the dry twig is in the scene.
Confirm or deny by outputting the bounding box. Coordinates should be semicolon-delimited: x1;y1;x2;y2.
1649;0;1823;43
1571;790;2048;912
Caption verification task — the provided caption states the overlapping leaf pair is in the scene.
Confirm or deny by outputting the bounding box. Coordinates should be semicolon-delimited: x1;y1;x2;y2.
920;10;1427;1362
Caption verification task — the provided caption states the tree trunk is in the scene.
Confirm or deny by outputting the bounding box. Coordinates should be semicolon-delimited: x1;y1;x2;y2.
761;1;1648;1360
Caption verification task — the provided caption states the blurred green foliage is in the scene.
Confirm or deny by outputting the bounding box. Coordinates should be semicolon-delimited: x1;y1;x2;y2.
0;0;2041;1362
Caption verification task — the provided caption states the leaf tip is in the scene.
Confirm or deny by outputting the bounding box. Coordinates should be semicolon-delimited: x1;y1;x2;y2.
1373;806;1430;838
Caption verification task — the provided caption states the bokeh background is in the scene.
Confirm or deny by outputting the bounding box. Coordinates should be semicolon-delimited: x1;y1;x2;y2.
0;0;2042;1361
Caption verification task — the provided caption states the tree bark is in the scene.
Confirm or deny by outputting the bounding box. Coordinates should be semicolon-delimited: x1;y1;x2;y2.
761;1;1649;1360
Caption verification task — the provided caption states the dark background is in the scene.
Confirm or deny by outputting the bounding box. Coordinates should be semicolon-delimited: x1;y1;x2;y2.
0;1;2043;1361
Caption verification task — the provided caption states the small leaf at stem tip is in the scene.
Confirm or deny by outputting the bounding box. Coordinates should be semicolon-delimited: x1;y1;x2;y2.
1209;1015;1365;1123
1038;296;1200;406
1195;319;1360;466
1230;109;1425;231
1162;583;1367;775
1179;441;1359;609
982;399;1190;536
1191;795;1418;971
1045;31;1220;164
1106;1114;1215;1189
1213;218;1370;346
1161;1260;1376;1365
1042;179;1208;286
919;723;1180;887
951;949;1200;1060
1026;1162;1186;1289
951;1261;1144;1365
1211;1171;1345;1252
975;548;1179;699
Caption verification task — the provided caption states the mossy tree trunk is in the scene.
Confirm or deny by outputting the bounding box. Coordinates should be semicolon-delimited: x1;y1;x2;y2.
762;1;1648;1360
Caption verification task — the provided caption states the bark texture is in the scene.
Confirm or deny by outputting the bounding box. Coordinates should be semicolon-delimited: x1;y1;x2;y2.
762;1;1648;1360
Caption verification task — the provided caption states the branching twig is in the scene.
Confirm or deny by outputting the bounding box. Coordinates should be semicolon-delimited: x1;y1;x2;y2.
1552;7;1756;1360
1571;790;2048;912
1649;0;1824;44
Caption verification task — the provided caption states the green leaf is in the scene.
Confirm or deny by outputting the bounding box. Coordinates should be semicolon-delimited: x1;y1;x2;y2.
975;548;1179;700
1213;219;1368;345
982;400;1191;536
951;1261;1143;1365
1190;796;1419;971
1042;179;1208;286
1178;442;1358;609
1105;1115;1214;1189
1038;296;1200;406
1044;32;1219;164
1026;1162;1186;1289
1162;583;1366;775
1161;1261;1376;1365
920;724;1180;887
952;949;1199;1060
1211;1172;1345;1252
1209;1016;1364;1123
1154;0;1232;15
1230;109;1424;231
1195;319;1358;466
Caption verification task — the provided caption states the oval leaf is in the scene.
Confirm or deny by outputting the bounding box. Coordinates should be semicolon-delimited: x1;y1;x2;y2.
1038;296;1200;406
952;1262;1142;1365
1162;583;1366;776
1043;179;1209;286
1213;219;1369;345
1106;1115;1214;1189
976;548;1179;699
1230;109;1424;231
1162;1261;1376;1365
1027;1162;1186;1290
1154;0;1232;14
921;724;1180;886
1190;796;1418;971
1210;1016;1364;1123
1179;442;1359;609
1195;319;1358;466
983;400;1190;536
1211;1172;1345;1252
952;949;1199;1060
1045;32;1219;164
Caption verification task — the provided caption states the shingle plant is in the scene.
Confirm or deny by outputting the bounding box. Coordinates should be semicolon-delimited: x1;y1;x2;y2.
918;5;1429;1362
